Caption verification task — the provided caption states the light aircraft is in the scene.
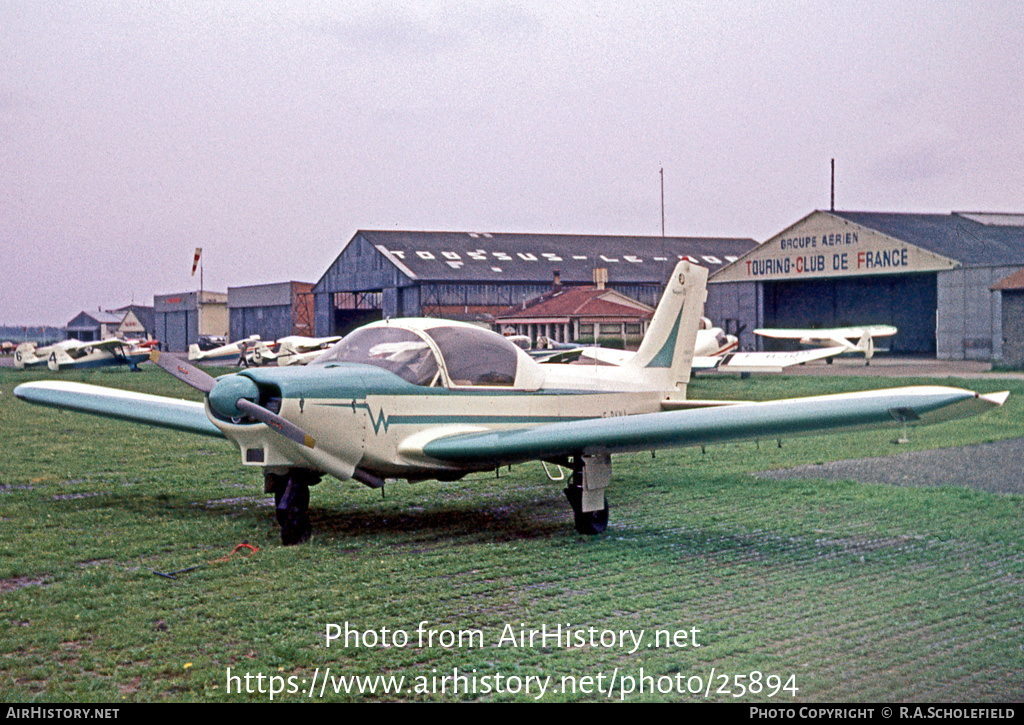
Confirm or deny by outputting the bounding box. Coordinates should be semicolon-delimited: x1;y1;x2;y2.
246;336;343;367
14;339;153;371
578;317;738;367
188;335;261;365
755;325;898;364
576;318;860;373
14;262;1006;544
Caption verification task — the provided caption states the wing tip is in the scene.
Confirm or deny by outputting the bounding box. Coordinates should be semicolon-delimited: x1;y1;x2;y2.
979;390;1010;407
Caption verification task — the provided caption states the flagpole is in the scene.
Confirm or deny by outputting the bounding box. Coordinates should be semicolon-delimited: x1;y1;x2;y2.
192;248;203;345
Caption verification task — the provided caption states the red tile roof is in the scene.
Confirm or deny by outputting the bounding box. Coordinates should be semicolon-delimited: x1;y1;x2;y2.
991;268;1024;291
496;286;653;321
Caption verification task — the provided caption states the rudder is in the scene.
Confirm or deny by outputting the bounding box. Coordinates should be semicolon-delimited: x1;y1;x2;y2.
627;260;708;392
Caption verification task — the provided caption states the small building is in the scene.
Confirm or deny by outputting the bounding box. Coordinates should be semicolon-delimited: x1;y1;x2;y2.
111;305;155;339
65;310;127;342
65;307;153;342
495;280;654;348
991;268;1024;368
228;281;315;342
153;291;228;352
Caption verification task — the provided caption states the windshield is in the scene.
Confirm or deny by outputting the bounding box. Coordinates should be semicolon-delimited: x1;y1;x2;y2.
423;326;518;387
315;327;440;386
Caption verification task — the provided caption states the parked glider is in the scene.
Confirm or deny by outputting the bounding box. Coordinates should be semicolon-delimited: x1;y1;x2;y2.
15;263;1006;544
755;325;898;364
14;339;152;371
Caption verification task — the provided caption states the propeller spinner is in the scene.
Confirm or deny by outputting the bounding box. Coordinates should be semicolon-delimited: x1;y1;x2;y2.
149;350;315;449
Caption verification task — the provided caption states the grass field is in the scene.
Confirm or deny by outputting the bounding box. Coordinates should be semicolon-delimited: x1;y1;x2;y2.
1;366;1022;702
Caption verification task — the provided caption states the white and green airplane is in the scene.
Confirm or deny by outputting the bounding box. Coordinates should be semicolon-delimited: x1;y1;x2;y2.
14;262;1008;544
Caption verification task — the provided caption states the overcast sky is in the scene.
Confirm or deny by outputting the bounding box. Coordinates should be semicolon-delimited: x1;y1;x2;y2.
2;1;1022;326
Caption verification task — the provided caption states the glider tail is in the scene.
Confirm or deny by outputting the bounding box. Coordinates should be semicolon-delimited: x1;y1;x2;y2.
627;260;708;393
854;331;875;359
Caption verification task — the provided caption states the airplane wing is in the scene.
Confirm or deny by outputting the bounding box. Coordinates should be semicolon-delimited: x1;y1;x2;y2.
711;347;849;372
89;338;132;351
530;348;584;364
13;381;223;438
755;326;898;341
415;386;1008;467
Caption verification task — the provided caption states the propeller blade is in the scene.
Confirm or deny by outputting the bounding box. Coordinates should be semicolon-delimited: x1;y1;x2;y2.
149;350;217;394
151;350;314;449
236;399;316;449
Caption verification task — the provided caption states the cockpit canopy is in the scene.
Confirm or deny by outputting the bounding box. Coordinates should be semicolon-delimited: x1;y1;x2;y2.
313;321;542;390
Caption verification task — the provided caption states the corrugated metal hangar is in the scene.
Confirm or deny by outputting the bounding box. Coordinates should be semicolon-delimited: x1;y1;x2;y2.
153;291;228;352
228;281;315;342
312;231;757;337
711;211;1024;360
992;269;1024;368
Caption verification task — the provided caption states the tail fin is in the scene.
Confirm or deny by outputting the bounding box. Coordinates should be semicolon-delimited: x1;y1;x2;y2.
14;343;37;369
853;331;875;359
47;347;75;371
627;260;708;392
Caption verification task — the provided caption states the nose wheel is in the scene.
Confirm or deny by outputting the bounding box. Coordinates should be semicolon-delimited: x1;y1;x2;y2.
265;469;320;545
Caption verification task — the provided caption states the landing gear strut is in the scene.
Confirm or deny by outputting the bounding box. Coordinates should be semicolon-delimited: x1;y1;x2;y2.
563;454;610;535
265;469;321;545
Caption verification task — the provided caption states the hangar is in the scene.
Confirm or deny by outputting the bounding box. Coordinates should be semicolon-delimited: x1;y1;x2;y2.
991;268;1024;368
313;231;756;337
153;291;229;352
228;281;315;343
65;306;152;342
711;211;1024;360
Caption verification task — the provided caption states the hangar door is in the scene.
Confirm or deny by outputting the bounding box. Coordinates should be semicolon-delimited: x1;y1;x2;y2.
332;291;383;336
762;273;937;354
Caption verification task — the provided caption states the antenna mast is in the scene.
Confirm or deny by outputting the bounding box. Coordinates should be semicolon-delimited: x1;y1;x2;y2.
831;158;835;211
660;167;665;237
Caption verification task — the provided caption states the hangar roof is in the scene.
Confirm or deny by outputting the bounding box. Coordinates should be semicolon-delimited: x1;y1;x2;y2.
831;211;1024;267
353;230;757;283
66;310;123;329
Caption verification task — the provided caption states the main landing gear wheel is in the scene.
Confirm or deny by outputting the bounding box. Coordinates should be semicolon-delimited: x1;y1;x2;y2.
563;483;609;535
265;470;319;545
562;454;611;535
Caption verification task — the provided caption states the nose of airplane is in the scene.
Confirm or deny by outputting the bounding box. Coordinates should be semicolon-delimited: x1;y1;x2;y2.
208;374;261;419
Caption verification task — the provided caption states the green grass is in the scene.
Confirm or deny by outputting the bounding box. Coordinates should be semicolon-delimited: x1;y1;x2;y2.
1;367;1022;702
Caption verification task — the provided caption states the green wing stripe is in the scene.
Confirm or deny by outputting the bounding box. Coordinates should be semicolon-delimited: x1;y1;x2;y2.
423;386;987;465
14;381;223;438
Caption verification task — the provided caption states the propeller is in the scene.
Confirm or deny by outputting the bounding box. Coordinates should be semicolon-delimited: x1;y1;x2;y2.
149;350;216;393
149;350;315;449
